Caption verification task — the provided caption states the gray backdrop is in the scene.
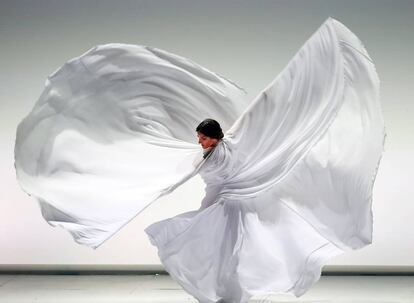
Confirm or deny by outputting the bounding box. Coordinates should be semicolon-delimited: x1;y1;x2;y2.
1;0;412;269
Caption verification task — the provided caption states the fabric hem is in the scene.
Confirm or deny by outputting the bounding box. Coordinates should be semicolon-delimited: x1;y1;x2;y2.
285;241;344;297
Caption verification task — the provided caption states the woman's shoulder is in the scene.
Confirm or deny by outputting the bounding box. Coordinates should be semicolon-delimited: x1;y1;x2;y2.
204;139;228;162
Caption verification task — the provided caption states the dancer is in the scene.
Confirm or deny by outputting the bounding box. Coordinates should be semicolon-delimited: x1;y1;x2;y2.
14;17;386;302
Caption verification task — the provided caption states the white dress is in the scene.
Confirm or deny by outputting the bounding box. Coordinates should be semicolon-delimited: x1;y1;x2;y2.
14;17;386;303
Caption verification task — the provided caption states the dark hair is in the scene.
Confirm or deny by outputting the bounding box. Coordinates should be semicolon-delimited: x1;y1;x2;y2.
196;118;224;140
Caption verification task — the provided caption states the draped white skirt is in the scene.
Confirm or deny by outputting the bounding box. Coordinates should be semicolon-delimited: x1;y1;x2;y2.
145;189;344;303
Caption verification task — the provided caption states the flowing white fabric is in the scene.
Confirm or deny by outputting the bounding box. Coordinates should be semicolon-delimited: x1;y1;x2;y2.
14;41;248;248
14;17;385;302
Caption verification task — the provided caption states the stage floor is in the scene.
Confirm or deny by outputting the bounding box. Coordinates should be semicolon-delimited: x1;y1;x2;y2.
0;274;412;302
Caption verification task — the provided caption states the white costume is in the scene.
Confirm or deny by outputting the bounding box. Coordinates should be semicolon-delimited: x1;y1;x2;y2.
14;17;385;302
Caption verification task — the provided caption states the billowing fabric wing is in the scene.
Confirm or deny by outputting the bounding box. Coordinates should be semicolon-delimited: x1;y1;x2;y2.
14;44;248;249
220;17;386;251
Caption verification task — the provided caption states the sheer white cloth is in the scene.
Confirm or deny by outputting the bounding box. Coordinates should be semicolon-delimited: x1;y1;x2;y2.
14;17;385;302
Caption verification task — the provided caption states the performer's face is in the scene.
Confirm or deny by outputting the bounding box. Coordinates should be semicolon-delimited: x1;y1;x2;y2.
197;132;218;149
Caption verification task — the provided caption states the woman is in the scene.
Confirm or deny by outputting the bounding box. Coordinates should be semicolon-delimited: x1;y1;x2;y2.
14;17;385;303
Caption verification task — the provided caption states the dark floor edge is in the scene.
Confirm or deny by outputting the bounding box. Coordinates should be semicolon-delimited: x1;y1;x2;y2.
0;265;413;275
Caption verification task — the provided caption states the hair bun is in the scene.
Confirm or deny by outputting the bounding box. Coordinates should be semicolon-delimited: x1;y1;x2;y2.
196;118;223;140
